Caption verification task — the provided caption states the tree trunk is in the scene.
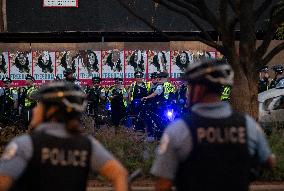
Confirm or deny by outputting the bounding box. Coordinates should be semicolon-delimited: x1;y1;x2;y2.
230;63;259;119
229;0;259;119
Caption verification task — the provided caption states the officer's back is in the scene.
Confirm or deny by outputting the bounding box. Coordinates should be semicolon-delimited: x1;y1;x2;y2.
0;81;128;191
151;59;275;191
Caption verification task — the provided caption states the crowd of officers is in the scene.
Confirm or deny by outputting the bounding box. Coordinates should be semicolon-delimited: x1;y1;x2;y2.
0;75;37;128
3;63;282;129
258;64;284;93
0;69;182;128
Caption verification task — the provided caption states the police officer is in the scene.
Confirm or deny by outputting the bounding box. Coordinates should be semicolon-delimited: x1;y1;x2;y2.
0;77;18;124
146;72;158;93
0;81;128;191
63;68;81;86
129;71;148;113
20;75;37;129
174;82;188;115
142;72;164;105
85;77;106;125
109;78;128;127
269;65;284;89
175;82;187;105
258;66;270;93
141;73;165;139
158;72;175;103
151;59;276;191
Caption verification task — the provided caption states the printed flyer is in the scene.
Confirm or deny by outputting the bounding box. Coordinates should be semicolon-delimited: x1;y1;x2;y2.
101;50;124;85
147;50;170;78
124;50;147;85
33;51;56;84
55;51;79;80
0;52;9;80
9;51;32;86
77;50;101;85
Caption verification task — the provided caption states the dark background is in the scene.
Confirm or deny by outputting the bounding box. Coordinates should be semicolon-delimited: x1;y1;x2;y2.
6;0;274;33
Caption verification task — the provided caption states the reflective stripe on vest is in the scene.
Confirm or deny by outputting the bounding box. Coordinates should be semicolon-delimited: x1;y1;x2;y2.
163;82;175;100
221;86;231;100
25;86;37;107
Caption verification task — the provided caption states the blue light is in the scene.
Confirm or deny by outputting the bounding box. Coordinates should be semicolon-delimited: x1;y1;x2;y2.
167;110;173;117
165;109;175;121
105;102;111;111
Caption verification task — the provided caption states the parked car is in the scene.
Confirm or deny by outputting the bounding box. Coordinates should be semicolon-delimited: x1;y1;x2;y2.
258;79;284;123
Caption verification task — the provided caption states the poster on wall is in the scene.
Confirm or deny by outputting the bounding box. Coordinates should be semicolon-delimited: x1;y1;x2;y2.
124;50;147;85
55;51;79;80
9;51;32;86
147;51;170;78
171;51;193;79
0;52;9;81
33;51;56;85
101;50;124;86
77;50;101;85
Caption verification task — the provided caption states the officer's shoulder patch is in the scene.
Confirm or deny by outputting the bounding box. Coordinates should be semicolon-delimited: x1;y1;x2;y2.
158;134;170;155
2;142;18;160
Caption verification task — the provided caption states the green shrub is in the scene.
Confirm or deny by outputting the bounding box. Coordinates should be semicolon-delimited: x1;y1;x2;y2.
260;127;284;181
2;121;284;182
0;126;25;154
94;127;157;177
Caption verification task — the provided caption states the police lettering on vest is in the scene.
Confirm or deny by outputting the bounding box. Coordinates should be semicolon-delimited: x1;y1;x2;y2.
41;148;88;167
197;126;246;144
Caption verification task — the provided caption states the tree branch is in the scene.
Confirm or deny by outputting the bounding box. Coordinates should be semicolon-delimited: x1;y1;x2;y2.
116;0;168;38
171;35;225;53
259;42;284;67
193;0;222;33
117;0;224;52
154;0;215;42
254;0;273;21
162;0;203;17
254;3;281;62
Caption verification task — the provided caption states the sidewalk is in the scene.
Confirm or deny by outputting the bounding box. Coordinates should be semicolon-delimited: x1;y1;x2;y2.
87;185;284;191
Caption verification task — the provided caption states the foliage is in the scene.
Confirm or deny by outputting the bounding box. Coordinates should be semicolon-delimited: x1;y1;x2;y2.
260;122;284;181
0;125;25;154
95;127;157;176
2;121;284;181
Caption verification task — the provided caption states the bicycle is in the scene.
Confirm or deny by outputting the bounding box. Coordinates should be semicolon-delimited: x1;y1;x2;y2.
120;99;177;140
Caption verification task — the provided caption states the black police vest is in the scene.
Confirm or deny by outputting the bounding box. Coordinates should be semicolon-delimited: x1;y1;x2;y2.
133;83;148;100
176;111;250;191
177;85;187;101
0;88;14;106
10;131;92;191
110;88;124;108
87;87;102;104
258;79;269;93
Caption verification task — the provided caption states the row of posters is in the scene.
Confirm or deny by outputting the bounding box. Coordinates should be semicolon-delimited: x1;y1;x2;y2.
0;50;217;86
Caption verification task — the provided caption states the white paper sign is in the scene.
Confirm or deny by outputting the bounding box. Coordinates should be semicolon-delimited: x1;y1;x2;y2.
43;0;78;8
